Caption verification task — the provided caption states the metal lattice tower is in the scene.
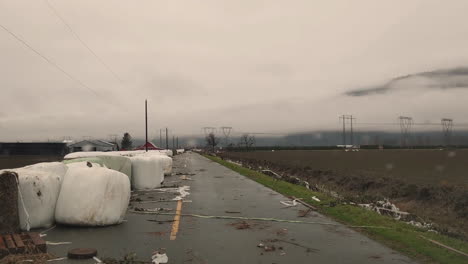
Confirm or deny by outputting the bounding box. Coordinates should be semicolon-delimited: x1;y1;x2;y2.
399;116;413;148
441;118;453;146
339;115;356;147
220;127;232;146
202;127;216;136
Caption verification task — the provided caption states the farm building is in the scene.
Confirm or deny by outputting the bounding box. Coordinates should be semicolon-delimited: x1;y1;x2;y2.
135;142;162;150
0;142;68;156
68;140;117;152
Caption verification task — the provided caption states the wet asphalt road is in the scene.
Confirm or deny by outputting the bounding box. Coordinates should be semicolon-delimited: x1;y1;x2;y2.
46;152;415;263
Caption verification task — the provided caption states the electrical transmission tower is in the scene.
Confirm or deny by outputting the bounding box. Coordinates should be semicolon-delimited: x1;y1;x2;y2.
399;116;413;148
202;127;216;136
220;127;232;146
441;118;453;147
339;115;356;147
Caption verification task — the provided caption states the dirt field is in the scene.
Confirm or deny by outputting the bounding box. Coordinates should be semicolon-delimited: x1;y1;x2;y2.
220;149;468;239
0;155;63;170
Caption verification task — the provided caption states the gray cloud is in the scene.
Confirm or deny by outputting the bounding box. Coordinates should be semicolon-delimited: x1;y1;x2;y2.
345;67;468;96
2;1;468;141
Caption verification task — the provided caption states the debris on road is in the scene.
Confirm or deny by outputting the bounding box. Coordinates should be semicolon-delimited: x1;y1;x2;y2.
134;207;172;212
67;248;97;259
45;241;72;246
229;221;251;230
290;197;318;211
155;212;388;228
0;253;57;264
298;209;312;217
280;200;298;207
151;249;168;264
263;238;319;253
153;186;191;201
147;219;175;224
275;228;288;236
180;175;192;181
0;232;47;259
224;211;241;214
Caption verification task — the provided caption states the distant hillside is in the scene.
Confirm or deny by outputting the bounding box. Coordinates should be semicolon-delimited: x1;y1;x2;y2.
157;130;468;148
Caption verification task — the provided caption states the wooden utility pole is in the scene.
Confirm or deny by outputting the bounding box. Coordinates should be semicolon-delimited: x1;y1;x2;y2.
159;129;162;148
145;100;148;152
165;128;168;149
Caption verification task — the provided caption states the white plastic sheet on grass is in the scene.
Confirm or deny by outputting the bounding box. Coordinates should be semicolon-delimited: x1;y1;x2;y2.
1;162;68;230
55;165;130;226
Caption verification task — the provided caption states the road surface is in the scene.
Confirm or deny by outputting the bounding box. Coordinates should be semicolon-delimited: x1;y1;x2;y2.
46;152;415;263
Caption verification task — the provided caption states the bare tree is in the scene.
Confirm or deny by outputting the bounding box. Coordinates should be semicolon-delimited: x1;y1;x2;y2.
205;132;219;152
238;133;255;150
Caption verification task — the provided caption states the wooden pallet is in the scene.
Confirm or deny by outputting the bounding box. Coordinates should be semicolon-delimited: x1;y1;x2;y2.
0;232;46;258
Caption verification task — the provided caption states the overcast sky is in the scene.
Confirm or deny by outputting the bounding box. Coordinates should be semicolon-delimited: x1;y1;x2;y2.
2;0;468;141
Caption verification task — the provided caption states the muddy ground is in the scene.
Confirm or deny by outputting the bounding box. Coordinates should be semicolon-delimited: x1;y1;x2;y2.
0;155;62;170
220;149;468;239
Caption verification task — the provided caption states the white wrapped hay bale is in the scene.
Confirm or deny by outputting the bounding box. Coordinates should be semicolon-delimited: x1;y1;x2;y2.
3;162;68;230
160;155;173;176
143;151;172;176
55;165;130;226
130;155;164;189
63;156;132;181
176;149;185;154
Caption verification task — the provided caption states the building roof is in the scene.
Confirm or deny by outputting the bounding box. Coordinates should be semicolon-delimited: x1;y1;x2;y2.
135;142;162;150
68;140;115;147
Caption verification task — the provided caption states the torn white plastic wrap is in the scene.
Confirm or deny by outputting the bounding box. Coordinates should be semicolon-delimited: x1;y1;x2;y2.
280;200;298;207
130;155;165;190
153;186;191;201
312;196;321;202
152;251;168;264
55;165;130;226
2;162;67;230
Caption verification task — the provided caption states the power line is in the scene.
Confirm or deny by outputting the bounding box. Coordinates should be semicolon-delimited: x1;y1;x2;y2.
0;22;100;97
44;0;124;84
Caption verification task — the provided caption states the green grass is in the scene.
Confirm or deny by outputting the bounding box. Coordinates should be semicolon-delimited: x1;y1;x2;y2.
204;154;468;264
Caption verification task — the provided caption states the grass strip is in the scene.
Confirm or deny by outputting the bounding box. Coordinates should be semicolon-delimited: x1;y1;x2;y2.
204;154;468;264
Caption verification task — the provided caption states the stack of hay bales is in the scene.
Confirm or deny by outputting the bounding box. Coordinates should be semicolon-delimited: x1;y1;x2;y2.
0;149;173;228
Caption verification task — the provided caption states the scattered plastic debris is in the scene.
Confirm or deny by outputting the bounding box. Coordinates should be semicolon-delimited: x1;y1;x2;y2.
280;200;298;207
133;207;172;212
47;257;67;262
46;241;72;246
358;199;409;221
151;249;168;264
180;175;193;181
311;196;321;202
153;185;191;201
93;256;103;263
